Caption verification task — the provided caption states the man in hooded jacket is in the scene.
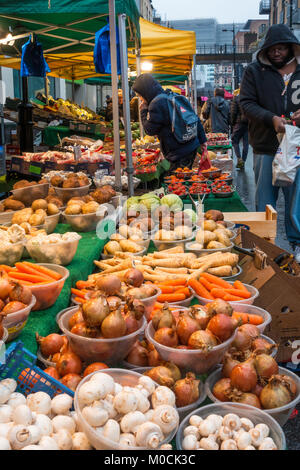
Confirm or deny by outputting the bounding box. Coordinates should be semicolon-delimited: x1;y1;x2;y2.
202;88;230;134
132;74;207;171
240;24;300;260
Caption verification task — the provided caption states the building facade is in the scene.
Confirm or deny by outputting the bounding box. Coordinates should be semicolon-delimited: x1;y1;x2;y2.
136;0;154;22
260;0;300;39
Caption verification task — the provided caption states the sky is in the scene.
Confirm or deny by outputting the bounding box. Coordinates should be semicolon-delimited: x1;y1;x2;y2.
152;0;269;24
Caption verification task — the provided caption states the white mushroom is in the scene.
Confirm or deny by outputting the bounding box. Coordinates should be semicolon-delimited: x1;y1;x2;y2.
220;439;238;450
27;425;41;444
52;415;76;435
0;405;12;424
159;444;173;450
22;445;43;450
51;394;73;415
78;381;107;406
182;434;198;450
82;405;108;427
138;376;156;396
189;415;203;427
249;428;264;447
12;405;33;426
7;393;26;409
218;426;232;442
207;414;223;429
222;414;241;431
236;431;252;450
119;433;137;448
120;411;146;434
258;437;277;450
151;405;179;434
52;429;73;450
0;384;11;405
102;419;120;443
183;426;200;440
0;422;13;438
151;386;176;409
135;421;164;449
244;445;256;450
39;436;59;450
26;392;51;415
113;391;138;415
199;437;219;450
34;414;53;437
255;424;270;439
72;432;92;450
8;425;33;449
1;379;17;394
99;398;118;419
114;383;123;395
89;373;115;395
199;418;219;437
240;418;254;432
132;389;150;414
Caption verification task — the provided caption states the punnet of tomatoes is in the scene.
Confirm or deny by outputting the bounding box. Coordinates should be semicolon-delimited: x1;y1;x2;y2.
211;182;234;193
135;164;157;175
167;183;187;196
189;183;211;195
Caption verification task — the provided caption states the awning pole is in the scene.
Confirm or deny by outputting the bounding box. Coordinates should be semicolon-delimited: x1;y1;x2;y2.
193;55;197;114
18;77;33;153
136;50;144;139
188;74;192;104
118;13;134;197
109;0;122;192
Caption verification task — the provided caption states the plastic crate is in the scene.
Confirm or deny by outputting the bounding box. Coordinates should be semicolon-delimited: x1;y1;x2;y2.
0;341;74;398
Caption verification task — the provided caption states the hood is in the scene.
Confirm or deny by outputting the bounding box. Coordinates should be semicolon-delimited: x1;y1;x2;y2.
132;74;165;104
257;24;300;66
212;96;227;111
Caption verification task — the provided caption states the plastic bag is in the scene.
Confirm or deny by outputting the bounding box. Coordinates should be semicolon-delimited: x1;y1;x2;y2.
21;35;50;78
272;124;300;186
94;20;121;75
198;147;211;174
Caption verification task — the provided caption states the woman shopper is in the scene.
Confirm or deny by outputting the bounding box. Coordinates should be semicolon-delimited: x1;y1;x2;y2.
231;90;249;170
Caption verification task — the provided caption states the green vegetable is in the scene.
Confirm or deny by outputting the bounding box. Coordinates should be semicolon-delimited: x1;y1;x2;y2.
183;209;197;225
161;194;183;212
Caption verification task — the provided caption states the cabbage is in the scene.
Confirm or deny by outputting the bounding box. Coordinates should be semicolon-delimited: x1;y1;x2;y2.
184;209;197;225
123;196;140;210
140;192;160;201
141;197;161;211
161;194;183;211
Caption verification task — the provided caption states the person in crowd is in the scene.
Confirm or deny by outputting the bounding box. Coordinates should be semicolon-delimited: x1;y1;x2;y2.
132;73;207;172
240;24;300;261
130;95;139;122
105;89;123;121
202;88;230;134
231;89;249;170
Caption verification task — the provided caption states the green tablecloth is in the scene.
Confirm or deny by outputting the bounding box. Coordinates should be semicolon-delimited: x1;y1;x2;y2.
136;159;171;183
43;126;105;147
17;223;108;354
182;191;248;213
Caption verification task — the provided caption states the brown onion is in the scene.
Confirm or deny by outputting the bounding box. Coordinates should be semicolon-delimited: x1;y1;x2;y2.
125;298;145;320
163;362;181;382
230;358;258;392
83;362;109;377
152;306;175;331
68;309;84;329
177;312;201;345
252;383;263;397
145;366;174;387
9;282;32;305
154;327;178;348
207;299;233;317
123;311;140;335
148;343;163;366
126;341;149;367
123;269;144;287
254;353;279;381
60;373;82;391
44;367;60;380
188;329;219;350
106;296;122;311
82;296;109;327
71;322;99;338
231;391;261;409
207;314;237;342
239;324;260;340
56;352;82;377
0;277;12;300
251;338;275;354
173;373;200;407
36;333;65;358
101;309;127;338
2;301;26;315
272;375;297;398
191;306;211;330
52;353;62;364
260;376;293;409
96;275;121;296
222;353;240;378
213;378;232;402
232;328;253;351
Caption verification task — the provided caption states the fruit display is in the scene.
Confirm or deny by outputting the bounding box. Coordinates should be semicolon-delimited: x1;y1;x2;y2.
167;183;187;197
206;133;230;147
189;183;211;195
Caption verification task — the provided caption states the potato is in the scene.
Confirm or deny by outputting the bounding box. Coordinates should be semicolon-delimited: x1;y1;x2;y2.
119;239;142;253
119;225;131;239
65;204;82;215
154;229;175;241
203;220;217;232
206;241;226;250
196;230;205;244
174;226;192;240
32;199;48;211
205;210;224;222
204;230;217;246
29;213;46;226
128;226;144;239
3;199;25;211
81;201;99;214
67;198;85;206
189;242;204;250
12;208;33;225
35;209;47;217
47;203;59;215
110;233;126;242
215;232;232;247
214;228;233;239
104;241;120;255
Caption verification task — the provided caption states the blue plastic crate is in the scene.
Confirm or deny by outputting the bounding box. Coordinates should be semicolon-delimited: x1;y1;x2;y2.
0;341;74;398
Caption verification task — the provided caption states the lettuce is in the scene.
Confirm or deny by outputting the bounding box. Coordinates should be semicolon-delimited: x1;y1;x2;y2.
161;194;183;211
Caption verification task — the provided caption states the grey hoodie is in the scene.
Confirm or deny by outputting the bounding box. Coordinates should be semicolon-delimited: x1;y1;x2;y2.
204;96;230;134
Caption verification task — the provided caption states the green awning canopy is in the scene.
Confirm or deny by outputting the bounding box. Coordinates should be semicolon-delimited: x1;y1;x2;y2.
85;73;188;86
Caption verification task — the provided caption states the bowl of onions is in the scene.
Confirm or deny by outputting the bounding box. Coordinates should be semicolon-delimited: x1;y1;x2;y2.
176;403;286;450
205;366;300;427
0;325;8;344
2;295;36;342
74;369;179;450
58;306;147;364
191;282;259;306
229;303;272;334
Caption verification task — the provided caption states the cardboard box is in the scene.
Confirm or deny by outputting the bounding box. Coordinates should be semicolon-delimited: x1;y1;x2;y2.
226;205;277;242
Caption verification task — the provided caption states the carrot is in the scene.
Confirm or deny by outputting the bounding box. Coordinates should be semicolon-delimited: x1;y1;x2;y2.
21;262;62;281
0;265;13;273
16;280;34;286
224;288;251;299
74;297;86;304
76;280;93;290
175;287;191;298
71;288;87;299
210;288;228;299
156;285;175;294
15;262;53;281
188;279;214;300
157;293;186;303
199;277;215;292
234;280;249;293
232;311;263;325
223;294;245;302
154;302;163;310
200;273;232;289
159;279;187;287
8;272;52;284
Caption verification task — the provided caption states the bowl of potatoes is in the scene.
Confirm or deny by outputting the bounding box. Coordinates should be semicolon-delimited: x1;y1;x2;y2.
186;219;235;255
63;199;108;232
10;198;61;235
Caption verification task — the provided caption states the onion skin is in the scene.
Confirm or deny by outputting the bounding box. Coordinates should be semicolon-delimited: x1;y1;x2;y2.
207;314;236;342
44;367;60;380
147;344;163;366
68;309;84;329
251;338;275;354
152;306;175;331
239;324;260;340
71;322;99;338
260;377;293;409
188;330;219;350
145;366;174;388
83;363;109;377
173;373;200;407
82;296;110;327
163;362;181;382
36;333;65;358
106;296;122;311
56;352;82;377
232;328;253;351
2;301;26;315
0;277;13;300
96;275;121;296
9;282;32;305
231;392;262;409
154;327;178;348
254;354;279;381
230;359;258;392
126;341;149;367
191;306;211;330
213;378;232;402
207;299;233;317
123;311;140;335
123;269;144;287
101;309;127;339
60;373;82;391
177;312;201;345
222;353;240;378
272;375;297;398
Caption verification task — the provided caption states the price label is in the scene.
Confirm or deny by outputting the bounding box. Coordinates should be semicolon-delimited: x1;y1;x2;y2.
29;165;42;175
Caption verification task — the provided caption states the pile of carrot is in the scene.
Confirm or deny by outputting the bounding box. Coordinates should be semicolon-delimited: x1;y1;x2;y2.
71;280;94;304
2;262;62;286
153;278;191;305
188;274;251;302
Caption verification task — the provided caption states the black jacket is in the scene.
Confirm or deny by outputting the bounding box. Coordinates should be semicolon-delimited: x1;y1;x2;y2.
230;95;248;127
203;96;230;134
240;24;300;156
132;74;206;162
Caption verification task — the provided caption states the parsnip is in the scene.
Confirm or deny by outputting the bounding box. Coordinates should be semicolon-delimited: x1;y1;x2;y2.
159;246;184;254
207;241;227;249
155;267;188;274
119;240;143;253
207;266;233;277
145;259;184;268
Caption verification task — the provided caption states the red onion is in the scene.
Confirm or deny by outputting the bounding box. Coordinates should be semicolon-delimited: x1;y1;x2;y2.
173;373;200;407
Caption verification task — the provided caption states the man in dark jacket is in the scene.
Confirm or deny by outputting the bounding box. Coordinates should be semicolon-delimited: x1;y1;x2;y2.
132;74;207;171
203;88;230;134
240;24;300;258
231;91;249;170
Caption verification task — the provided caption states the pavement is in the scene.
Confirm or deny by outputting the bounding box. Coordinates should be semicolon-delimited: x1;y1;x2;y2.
233;147;299;450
